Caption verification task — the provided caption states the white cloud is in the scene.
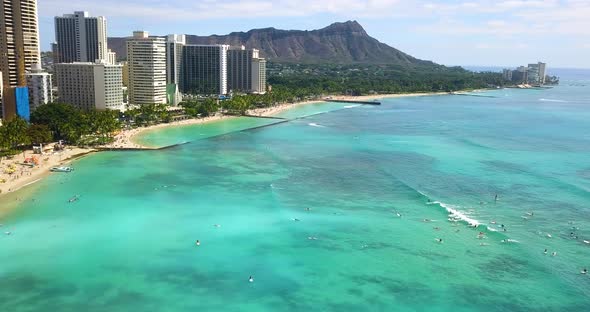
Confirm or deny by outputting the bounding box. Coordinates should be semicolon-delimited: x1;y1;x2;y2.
38;0;405;20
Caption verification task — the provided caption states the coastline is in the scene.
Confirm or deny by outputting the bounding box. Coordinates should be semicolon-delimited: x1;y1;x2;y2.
0;147;96;215
126;92;451;148
0;91;449;204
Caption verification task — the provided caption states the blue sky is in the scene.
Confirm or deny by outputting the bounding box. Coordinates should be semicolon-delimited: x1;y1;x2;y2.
39;0;590;68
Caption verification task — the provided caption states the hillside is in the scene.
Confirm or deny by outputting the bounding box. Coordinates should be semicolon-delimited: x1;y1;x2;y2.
108;21;436;66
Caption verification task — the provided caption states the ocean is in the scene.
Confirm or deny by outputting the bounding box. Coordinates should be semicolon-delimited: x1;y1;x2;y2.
1;73;590;311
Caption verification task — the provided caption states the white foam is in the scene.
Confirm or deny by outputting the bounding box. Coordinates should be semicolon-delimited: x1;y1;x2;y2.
429;201;481;227
344;105;360;108
308;123;325;128
539;98;568;103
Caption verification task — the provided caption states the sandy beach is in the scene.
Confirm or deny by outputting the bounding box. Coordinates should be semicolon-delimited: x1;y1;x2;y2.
0;145;96;200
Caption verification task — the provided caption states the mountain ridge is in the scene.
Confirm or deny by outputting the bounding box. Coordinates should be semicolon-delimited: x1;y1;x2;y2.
107;21;435;66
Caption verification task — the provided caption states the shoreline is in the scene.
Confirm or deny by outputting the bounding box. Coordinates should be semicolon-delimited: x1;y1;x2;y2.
0;90;453;205
0;147;97;216
126;92;452;148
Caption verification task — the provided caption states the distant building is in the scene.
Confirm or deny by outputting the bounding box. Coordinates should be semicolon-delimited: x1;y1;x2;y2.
227;46;254;93
512;66;528;84
121;61;129;87
54;11;108;63
165;34;185;106
504;62;549;85
227;47;267;94
54;61;124;111
26;64;53;111
181;44;229;95
127;31;167;105
537;62;547;84
527;63;540;84
107;49;117;65
502;69;512;81
251;58;267;94
166;34;185;86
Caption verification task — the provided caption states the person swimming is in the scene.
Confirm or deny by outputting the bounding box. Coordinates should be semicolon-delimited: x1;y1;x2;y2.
195;240;200;246
494;194;499;202
544;249;548;255
582;268;588;275
304;208;311;211
249;276;254;283
551;252;557;256
435;238;443;243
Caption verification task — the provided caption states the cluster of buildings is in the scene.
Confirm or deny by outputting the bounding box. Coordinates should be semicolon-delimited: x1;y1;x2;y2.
502;62;548;85
0;1;267;123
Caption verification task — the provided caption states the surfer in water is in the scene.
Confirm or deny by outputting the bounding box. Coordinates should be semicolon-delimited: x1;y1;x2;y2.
544;249;548;255
435;238;443;243
249;276;254;283
582;268;588;275
195;240;200;246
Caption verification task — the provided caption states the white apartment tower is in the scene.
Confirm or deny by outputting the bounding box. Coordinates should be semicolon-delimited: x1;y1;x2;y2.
0;0;41;88
127;31;167;105
54;11;108;63
107;49;117;65
26;64;53;111
166;34;185;85
54;61;124;111
252;58;267;94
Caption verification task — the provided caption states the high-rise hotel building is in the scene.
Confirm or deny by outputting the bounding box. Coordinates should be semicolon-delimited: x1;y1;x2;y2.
181;44;229;95
54;11;108;63
0;0;40;88
227;46;254;93
54;61;123;111
26;63;52;111
127;31;167;105
0;0;40;119
166;34;185;86
227;46;266;94
251;57;267;94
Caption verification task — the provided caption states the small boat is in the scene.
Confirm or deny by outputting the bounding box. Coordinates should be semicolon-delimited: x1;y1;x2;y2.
51;166;74;173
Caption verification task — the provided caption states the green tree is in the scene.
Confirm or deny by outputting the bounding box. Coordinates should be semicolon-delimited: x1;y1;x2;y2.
2;117;30;150
26;124;53;144
30;103;84;141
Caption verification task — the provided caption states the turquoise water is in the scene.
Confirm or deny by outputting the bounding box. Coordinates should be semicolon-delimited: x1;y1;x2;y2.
2;82;590;311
